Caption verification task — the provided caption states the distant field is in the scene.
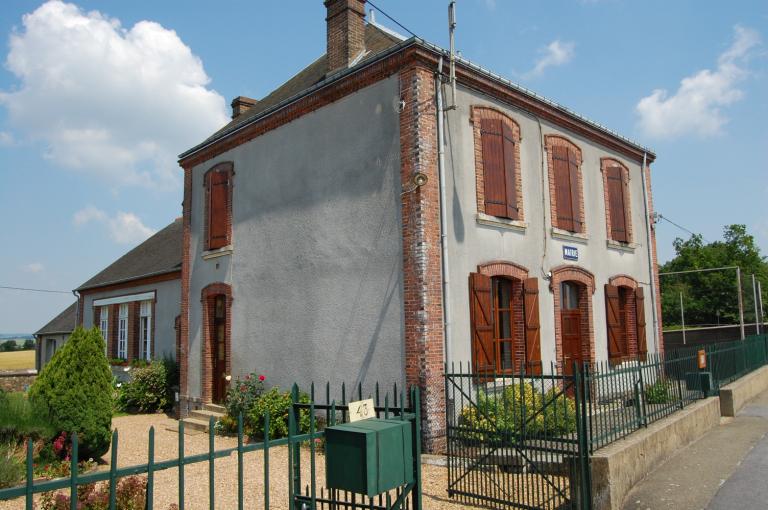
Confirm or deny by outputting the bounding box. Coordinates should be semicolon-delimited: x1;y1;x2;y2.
0;350;35;370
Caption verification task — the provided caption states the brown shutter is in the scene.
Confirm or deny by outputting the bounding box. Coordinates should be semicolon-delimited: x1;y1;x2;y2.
636;287;647;359
552;146;575;231
502;122;518;220
208;170;229;249
523;278;542;375
605;284;623;360
607;166;628;242
567;149;582;232
469;272;495;375
481;118;508;217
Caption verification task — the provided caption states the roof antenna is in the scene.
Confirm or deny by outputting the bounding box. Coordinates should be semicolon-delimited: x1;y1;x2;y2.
447;1;457;110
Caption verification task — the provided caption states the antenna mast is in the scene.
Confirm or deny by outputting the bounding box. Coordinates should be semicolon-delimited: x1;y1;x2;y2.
448;1;457;109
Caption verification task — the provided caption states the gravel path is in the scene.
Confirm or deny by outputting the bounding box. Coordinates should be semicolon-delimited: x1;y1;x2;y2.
1;414;466;510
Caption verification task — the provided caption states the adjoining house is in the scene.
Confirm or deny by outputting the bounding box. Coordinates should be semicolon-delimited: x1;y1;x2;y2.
34;301;77;370
176;0;662;452
75;218;182;364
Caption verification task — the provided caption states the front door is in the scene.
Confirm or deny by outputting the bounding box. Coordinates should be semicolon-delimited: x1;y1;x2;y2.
560;281;583;376
212;295;227;403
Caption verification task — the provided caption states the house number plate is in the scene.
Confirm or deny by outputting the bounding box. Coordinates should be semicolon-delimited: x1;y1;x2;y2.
348;398;375;423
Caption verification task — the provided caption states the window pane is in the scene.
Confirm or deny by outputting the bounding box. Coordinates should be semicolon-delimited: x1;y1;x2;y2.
499;310;511;339
561;282;580;310
499;341;513;371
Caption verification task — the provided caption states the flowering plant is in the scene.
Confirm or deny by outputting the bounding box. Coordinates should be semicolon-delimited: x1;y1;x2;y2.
222;372;267;432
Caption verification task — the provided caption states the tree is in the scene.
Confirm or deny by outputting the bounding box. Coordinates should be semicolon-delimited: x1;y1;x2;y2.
29;327;113;458
660;225;768;328
0;340;17;352
22;339;35;350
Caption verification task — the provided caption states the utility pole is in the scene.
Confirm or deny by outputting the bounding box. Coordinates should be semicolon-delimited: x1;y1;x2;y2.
680;292;686;345
753;274;760;335
759;281;765;333
737;267;745;339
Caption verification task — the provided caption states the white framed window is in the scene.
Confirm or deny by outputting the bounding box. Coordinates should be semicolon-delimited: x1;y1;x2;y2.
99;305;109;354
117;303;128;359
140;300;152;361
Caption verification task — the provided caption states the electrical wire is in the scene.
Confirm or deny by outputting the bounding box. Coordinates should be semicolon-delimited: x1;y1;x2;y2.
656;213;710;243
0;285;71;294
367;0;418;38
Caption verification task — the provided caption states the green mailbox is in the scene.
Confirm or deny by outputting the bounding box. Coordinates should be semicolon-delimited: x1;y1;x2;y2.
325;418;414;497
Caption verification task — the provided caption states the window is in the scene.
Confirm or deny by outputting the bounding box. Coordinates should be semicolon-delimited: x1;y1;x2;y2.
205;163;233;250
469;272;541;375
99;305;109;354
561;281;580;310
605;283;648;363
117;303;128;359
139;300;152;361
552;147;582;232
602;159;632;243
472;108;522;221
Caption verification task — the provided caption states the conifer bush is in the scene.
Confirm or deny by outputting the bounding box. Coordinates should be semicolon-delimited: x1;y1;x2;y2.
29;327;113;459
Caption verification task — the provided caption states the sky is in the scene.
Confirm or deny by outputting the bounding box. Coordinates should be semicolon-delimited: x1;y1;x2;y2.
0;0;766;334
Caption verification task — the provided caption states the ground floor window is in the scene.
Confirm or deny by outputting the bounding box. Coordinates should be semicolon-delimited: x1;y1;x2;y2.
99;305;109;354
606;283;648;363
139;300;152;361
117;303;128;359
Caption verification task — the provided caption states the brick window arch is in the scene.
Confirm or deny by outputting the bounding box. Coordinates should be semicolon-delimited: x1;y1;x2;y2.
601;158;633;243
470;106;524;221
204;162;234;251
545;135;585;233
550;265;595;373
201;282;233;403
605;275;648;363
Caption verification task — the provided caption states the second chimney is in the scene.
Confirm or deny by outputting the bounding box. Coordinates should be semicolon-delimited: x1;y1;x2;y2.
325;0;366;74
231;96;258;119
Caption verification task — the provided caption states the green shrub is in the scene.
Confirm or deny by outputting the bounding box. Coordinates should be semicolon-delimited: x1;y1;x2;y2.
0;442;24;489
0;392;55;443
457;382;577;441
247;387;311;440
29;327;113;459
645;378;674;404
119;361;175;413
39;476;147;509
225;373;266;420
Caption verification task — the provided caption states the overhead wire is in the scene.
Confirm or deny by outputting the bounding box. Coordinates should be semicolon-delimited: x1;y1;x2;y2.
367;0;418;38
0;285;71;294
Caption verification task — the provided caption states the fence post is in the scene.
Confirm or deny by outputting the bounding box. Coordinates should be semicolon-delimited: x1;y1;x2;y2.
178;420;185;510
147;427;155;510
25;439;33;510
574;363;593;509
237;414;244;510
411;386;423;510
70;432;78;510
636;366;647;428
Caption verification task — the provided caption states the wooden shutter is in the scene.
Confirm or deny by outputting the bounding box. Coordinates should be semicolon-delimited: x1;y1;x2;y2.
605;284;624;360
208;170;229;249
523;278;542;375
502;122;519;220
552;146;575;231
469;272;495;375
607;166;628;242
567;150;582;232
481;118;508;218
636;287;647;358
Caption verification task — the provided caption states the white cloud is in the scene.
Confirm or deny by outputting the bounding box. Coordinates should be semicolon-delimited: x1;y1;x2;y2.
23;262;44;273
0;1;229;189
636;25;762;139
523;40;575;79
73;206;156;245
0;131;15;146
482;0;497;10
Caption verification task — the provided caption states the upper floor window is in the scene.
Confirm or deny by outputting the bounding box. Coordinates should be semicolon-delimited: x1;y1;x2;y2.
546;136;584;233
205;162;234;251
602;159;632;243
471;107;523;221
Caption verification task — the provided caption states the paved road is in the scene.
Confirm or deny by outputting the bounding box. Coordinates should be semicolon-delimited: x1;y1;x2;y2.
622;391;768;510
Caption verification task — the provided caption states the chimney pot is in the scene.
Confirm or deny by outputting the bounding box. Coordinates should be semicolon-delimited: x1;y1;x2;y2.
324;0;366;74
231;96;258;119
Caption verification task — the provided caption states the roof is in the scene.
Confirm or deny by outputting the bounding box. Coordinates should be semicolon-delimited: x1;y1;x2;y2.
180;22;655;163
76;218;182;292
36;301;77;336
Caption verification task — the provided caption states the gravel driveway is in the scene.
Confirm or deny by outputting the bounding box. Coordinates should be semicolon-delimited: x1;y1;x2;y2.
1;414;466;510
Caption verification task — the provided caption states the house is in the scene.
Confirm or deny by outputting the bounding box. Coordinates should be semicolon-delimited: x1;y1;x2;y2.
75;218;182;365
176;0;662;452
34;301;77;370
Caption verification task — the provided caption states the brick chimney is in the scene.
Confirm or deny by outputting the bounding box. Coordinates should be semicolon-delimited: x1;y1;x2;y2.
231;96;258;119
324;0;366;73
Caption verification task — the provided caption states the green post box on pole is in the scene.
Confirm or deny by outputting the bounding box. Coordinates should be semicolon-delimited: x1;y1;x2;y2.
325;418;414;497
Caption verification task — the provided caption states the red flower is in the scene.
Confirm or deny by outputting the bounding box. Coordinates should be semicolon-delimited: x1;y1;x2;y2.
245;374;251;381
259;375;266;381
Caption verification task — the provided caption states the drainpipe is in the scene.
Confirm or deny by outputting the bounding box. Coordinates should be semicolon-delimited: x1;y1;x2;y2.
436;56;452;365
72;290;80;326
639;152;660;354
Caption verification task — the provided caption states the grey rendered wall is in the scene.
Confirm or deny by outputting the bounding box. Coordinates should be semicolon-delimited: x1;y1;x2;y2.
81;278;181;360
444;86;657;369
38;333;69;370
187;75;404;399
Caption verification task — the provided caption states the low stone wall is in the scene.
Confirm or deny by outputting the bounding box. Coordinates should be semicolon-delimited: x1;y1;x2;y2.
0;370;37;392
591;397;721;510
719;365;768;416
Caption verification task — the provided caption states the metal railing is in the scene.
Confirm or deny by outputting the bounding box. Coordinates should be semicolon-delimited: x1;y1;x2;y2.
0;382;422;510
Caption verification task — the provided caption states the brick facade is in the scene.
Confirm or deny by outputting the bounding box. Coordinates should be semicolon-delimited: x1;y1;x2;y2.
550;265;596;371
179;167;193;414
545;135;586;234
398;64;446;453
601;157;634;243
644;163;664;354
470;106;524;221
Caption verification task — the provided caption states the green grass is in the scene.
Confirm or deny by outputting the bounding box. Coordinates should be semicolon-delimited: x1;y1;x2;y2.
0;350;35;370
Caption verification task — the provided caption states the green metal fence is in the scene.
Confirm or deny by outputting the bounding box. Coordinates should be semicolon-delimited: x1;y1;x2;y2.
688;334;768;389
0;382;422;510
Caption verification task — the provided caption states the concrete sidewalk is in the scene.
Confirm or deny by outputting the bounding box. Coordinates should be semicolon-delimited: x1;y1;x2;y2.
622;391;768;510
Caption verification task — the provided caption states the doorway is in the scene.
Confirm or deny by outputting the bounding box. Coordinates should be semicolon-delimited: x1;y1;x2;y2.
211;295;227;403
561;281;584;376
